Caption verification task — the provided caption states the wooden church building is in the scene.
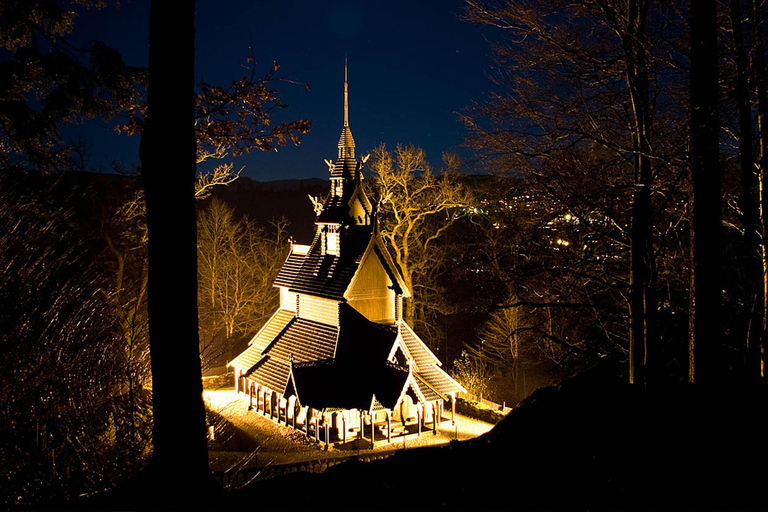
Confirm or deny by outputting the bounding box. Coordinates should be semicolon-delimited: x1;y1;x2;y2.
228;67;465;446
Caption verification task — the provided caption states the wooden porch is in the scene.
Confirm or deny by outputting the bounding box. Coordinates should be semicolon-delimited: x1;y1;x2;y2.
239;381;454;450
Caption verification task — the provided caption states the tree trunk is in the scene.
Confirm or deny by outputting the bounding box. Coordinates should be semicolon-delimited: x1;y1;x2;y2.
730;0;762;379
754;0;768;378
139;0;213;498
688;0;724;384
626;0;658;387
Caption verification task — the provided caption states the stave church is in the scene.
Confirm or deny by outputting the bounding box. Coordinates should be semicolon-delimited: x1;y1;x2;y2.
228;65;464;447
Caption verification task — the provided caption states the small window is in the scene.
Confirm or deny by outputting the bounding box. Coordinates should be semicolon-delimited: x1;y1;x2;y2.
327;231;339;255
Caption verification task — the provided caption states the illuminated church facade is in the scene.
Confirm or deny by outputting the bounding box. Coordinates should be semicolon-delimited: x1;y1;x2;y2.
228;66;464;446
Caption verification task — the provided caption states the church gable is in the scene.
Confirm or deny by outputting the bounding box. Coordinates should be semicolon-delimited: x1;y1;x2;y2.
345;239;398;322
345;235;408;299
347;181;372;226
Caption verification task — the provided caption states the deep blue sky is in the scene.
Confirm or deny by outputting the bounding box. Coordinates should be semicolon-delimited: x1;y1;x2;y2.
69;0;498;181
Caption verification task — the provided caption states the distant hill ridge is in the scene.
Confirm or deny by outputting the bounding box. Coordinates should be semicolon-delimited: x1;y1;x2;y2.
207;176;330;244
36;171;329;245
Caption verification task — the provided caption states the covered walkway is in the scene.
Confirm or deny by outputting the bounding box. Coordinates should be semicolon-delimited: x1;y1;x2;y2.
204;388;494;475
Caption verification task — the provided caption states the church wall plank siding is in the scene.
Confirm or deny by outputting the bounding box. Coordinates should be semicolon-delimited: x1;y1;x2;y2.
297;294;340;326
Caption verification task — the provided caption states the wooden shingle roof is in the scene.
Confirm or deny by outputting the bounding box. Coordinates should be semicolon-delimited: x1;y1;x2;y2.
399;323;442;370
274;252;306;288
399;323;466;398
228;309;295;370
316;194;347;223
291;359;409;411
412;374;444;403
329;155;357;180
231;316;338;395
284;305;408;411
265;317;338;364
288;230;369;300
337;126;355;150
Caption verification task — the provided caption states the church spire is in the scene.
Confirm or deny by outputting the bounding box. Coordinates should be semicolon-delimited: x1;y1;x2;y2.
344;56;349;128
338;58;355;158
316;58;373;228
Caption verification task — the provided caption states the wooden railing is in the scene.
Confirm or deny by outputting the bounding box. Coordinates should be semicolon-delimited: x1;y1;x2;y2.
457;392;513;415
213;449;400;489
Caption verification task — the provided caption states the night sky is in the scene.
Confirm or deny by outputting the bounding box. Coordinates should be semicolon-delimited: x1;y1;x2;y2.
68;0;499;181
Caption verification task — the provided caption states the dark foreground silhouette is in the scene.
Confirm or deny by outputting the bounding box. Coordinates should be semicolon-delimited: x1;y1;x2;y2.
71;367;767;511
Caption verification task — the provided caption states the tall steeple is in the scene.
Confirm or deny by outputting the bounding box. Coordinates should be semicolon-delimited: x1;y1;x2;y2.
338;58;355;159
344;56;349;128
317;58;371;231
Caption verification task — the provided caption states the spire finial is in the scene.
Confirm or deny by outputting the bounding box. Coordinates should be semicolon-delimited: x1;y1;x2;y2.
344;56;349;127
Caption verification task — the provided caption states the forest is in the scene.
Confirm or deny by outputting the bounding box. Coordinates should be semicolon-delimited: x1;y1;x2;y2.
1;0;767;510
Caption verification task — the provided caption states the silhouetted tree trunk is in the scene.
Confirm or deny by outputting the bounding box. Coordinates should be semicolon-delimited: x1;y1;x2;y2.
140;0;212;496
729;0;762;378
689;0;724;383
754;0;768;378
624;0;658;388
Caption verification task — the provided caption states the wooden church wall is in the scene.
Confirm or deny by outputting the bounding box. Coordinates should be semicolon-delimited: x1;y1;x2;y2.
280;287;298;312
297;294;340;326
347;253;396;322
348;194;368;226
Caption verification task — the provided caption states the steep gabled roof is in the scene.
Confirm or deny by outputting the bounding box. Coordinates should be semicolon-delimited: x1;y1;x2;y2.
316;193;347;224
333;303;398;362
287;304;408;411
291;359;409;411
412;373;448;403
274;251;306;288
247;309;295;352
348;178;372;216
399;322;442;369
230;316;338;395
329;154;356;180
263;317;338;363
343;230;411;300
228;309;295;370
398;322;466;398
288;230;369;300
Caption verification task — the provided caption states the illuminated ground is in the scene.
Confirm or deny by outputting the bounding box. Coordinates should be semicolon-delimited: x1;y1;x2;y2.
204;388;494;473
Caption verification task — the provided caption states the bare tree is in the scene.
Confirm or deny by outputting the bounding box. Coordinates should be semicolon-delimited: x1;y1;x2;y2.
727;0;762;377
688;0;724;383
367;143;473;336
0;0;145;172
462;0;689;386
197;198;289;370
0;172;150;507
96;178;151;447
753;0;768;377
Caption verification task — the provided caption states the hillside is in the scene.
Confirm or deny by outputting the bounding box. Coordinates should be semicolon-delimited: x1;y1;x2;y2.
74;366;767;511
206;176;329;244
225;367;767;511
